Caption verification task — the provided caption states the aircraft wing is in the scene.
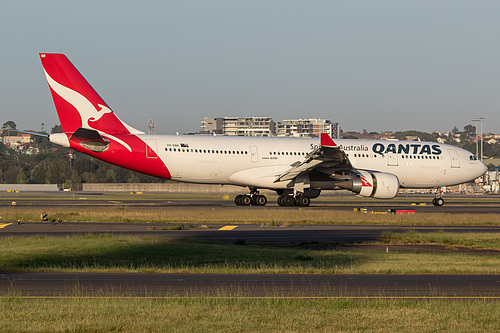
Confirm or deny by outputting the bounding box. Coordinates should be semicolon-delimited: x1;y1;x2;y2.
274;133;352;182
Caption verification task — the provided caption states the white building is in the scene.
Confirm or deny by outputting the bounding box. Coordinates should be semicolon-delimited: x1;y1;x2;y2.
2;134;31;148
276;118;339;138
201;117;275;136
201;116;339;138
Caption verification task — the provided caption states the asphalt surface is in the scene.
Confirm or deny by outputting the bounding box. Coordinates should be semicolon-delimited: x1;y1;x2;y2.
1;272;499;298
2;193;500;213
2;222;500;245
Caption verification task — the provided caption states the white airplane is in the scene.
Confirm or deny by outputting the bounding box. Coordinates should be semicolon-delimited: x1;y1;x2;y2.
39;53;487;207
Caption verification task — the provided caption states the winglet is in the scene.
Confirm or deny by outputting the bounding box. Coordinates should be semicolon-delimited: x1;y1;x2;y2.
320;133;337;147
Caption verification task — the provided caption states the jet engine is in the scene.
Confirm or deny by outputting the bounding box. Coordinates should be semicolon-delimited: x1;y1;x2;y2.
338;171;400;199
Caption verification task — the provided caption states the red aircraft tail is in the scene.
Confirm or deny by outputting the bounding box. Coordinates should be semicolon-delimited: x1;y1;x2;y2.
39;53;142;135
39;53;170;179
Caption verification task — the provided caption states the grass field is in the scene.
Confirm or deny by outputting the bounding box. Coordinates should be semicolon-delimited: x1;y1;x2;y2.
382;230;500;250
2;235;499;274
3;206;500;225
1;298;498;332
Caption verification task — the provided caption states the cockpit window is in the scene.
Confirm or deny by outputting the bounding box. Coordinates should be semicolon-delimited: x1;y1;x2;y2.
469;155;478;161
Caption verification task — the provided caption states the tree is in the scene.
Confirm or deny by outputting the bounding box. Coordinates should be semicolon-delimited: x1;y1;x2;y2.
51;124;63;134
16;169;28;184
2;121;16;136
2;121;17;130
452;126;459;135
30;161;48;184
46;160;71;184
3;166;21;183
105;169;116;183
463;124;476;136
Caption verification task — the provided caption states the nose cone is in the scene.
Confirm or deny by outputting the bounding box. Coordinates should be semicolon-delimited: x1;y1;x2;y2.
478;161;488;177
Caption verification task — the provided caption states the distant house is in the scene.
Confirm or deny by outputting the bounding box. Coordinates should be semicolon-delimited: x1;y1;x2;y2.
2;134;31;148
487;138;498;144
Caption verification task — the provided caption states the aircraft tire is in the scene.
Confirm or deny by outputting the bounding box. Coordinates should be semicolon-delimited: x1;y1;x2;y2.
298;196;311;207
284;196;295;207
235;195;243;206
253;195;267;206
433;198;444;206
242;195;252;206
277;195;286;206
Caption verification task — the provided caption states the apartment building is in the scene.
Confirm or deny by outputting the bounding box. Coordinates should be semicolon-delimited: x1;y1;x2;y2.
201;116;338;137
201;117;276;136
276;118;340;138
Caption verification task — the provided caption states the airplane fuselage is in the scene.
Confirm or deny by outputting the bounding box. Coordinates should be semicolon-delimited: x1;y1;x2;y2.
120;134;485;190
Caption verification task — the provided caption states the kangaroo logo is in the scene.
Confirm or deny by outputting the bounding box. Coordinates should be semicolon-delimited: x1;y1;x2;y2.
43;70;133;152
360;176;372;187
43;70;113;129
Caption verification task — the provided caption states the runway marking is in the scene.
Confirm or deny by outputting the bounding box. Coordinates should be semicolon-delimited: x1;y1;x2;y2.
219;225;238;231
0;223;12;229
2;296;500;300
108;201;122;204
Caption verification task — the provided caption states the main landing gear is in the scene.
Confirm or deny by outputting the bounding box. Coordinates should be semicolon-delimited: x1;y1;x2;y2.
277;194;311;207
277;190;311;207
234;188;268;206
235;188;316;207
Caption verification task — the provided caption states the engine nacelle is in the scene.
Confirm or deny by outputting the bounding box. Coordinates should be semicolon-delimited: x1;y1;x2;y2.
340;171;400;199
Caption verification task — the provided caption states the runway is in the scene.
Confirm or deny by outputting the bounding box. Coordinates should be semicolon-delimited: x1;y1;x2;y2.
1;272;499;299
2;193;500;213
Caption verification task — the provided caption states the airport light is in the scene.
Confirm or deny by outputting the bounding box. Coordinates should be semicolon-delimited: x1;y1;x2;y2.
472;117;485;163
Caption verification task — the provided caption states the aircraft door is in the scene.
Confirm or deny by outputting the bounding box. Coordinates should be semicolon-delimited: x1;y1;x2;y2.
250;145;258;163
146;139;158;159
386;153;398;166
448;149;460;168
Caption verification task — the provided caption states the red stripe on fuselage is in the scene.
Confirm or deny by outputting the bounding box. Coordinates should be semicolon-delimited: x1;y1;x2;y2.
68;134;171;179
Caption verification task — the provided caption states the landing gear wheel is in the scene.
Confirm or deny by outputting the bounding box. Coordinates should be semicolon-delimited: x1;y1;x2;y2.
284;196;295;207
433;198;444;207
253;195;267;206
277;195;286;206
235;195;243;206
241;195;252;206
297;196;311;207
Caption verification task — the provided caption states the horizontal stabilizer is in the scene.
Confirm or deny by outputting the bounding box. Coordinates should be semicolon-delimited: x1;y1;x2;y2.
70;127;108;152
12;129;49;138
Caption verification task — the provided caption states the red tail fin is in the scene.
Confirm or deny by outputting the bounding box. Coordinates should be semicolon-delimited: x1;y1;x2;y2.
39;53;142;135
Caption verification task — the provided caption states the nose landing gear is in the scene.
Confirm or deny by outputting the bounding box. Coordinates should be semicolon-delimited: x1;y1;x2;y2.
432;188;445;206
432;197;444;206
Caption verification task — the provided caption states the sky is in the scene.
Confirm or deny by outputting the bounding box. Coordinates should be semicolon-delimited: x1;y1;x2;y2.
1;1;499;135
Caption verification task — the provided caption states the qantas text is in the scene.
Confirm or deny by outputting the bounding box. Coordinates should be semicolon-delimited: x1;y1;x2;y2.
372;143;442;156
